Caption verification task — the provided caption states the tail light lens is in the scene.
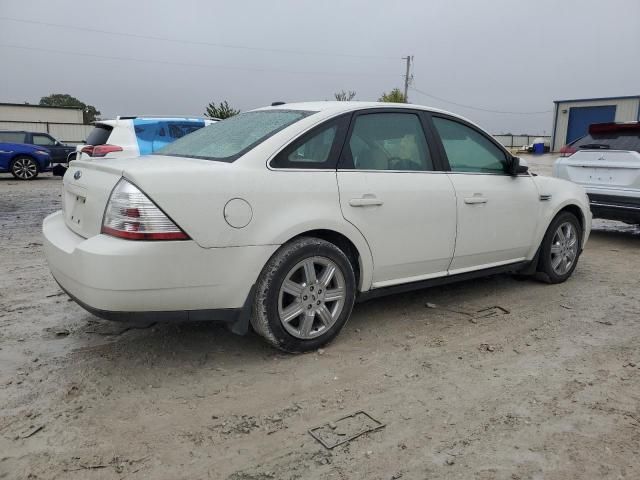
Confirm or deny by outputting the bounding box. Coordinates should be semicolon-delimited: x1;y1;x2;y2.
93;144;123;157
80;145;94;156
80;144;123;158
559;145;577;157
102;179;189;240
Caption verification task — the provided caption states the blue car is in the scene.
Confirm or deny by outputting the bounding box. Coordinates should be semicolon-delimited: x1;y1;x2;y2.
0;142;52;180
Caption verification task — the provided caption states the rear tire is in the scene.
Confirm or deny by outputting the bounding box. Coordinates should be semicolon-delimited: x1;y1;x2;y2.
252;237;356;353
536;211;582;284
10;156;39;180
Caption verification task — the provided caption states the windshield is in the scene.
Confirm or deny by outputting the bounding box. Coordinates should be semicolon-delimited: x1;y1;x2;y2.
571;131;640;153
158;110;315;162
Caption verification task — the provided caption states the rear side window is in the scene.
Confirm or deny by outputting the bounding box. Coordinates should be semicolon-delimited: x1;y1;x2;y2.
433;117;507;174
85;125;113;145
572;132;640;152
167;122;205;140
0;132;26;143
134;120;208;155
341;113;433;171
159;110;314;162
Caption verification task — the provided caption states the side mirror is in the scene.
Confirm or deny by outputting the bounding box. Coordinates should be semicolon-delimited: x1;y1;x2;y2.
510;156;529;176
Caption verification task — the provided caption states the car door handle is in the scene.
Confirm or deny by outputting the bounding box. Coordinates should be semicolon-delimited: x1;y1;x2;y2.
349;196;384;207
464;196;488;204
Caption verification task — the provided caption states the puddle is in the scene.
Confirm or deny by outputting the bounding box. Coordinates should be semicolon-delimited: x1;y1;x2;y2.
592;219;640;237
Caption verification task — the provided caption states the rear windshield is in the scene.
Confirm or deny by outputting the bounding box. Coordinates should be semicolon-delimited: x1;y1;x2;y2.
86;124;113;145
571;131;640;152
158;110;314;162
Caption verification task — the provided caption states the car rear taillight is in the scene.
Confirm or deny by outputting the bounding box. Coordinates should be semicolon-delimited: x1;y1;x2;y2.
80;145;95;156
559;145;577;157
93;144;123;157
102;179;189;240
80;144;123;158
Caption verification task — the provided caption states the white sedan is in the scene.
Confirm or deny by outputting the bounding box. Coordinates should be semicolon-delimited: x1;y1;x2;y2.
43;102;591;352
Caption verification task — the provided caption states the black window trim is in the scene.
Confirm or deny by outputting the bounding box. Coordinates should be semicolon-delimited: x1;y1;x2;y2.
425;112;516;176
269;113;352;170
337;107;448;172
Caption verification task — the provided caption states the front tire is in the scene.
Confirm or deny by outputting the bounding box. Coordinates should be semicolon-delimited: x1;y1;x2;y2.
11;156;39;180
537;211;582;284
252;237;356;353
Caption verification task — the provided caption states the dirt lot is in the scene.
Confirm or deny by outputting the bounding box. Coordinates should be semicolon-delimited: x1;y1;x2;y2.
1;156;639;480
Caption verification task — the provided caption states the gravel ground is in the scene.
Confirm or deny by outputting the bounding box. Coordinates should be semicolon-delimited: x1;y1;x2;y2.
1;155;639;480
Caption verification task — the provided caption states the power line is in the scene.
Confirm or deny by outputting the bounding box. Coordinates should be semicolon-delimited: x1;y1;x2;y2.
0;16;397;60
0;43;398;78
410;86;552;115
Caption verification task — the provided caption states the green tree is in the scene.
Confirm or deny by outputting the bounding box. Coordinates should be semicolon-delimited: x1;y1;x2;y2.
334;90;356;101
205;100;240;119
378;88;406;103
39;93;100;124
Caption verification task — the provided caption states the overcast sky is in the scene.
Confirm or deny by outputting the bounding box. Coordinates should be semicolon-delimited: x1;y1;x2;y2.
1;0;639;134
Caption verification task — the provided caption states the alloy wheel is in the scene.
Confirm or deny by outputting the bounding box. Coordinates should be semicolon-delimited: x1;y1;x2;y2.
277;256;346;339
12;158;38;180
550;221;578;275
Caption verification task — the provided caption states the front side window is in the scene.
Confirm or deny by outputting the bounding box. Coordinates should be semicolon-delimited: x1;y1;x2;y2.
432;117;507;174
158;110;314;162
343;113;433;171
32;134;55;146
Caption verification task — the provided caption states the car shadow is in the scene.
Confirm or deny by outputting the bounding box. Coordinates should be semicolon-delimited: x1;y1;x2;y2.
0;172;56;182
66;271;544;375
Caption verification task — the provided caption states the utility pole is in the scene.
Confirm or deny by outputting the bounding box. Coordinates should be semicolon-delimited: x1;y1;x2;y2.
402;55;413;103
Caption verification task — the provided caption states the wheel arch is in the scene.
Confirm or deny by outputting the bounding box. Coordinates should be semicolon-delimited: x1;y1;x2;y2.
10;153;42;176
557;203;585;232
530;200;589;260
278;226;374;292
10;153;40;169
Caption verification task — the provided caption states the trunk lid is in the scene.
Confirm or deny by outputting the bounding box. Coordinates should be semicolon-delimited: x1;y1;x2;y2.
61;155;235;241
560;150;640;189
62;160;124;238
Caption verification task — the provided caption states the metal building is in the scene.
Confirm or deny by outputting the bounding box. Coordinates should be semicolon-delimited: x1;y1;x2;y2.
0;102;93;143
551;95;640;152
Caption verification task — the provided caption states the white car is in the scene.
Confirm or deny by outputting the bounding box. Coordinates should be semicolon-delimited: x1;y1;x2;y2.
554;122;640;224
43;102;591;352
73;116;216;161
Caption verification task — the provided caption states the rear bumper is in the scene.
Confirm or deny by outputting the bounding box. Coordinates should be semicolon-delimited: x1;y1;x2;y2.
56;281;255;334
43;211;278;323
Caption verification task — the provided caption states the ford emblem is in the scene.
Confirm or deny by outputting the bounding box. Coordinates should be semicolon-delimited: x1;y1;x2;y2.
74;170;82;180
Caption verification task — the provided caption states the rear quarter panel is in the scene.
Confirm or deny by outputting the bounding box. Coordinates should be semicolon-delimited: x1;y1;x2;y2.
124;155;375;291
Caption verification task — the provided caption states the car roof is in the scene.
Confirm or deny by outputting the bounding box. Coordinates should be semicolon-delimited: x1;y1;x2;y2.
251;101;477;127
94;117;210;127
0;130;47;134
